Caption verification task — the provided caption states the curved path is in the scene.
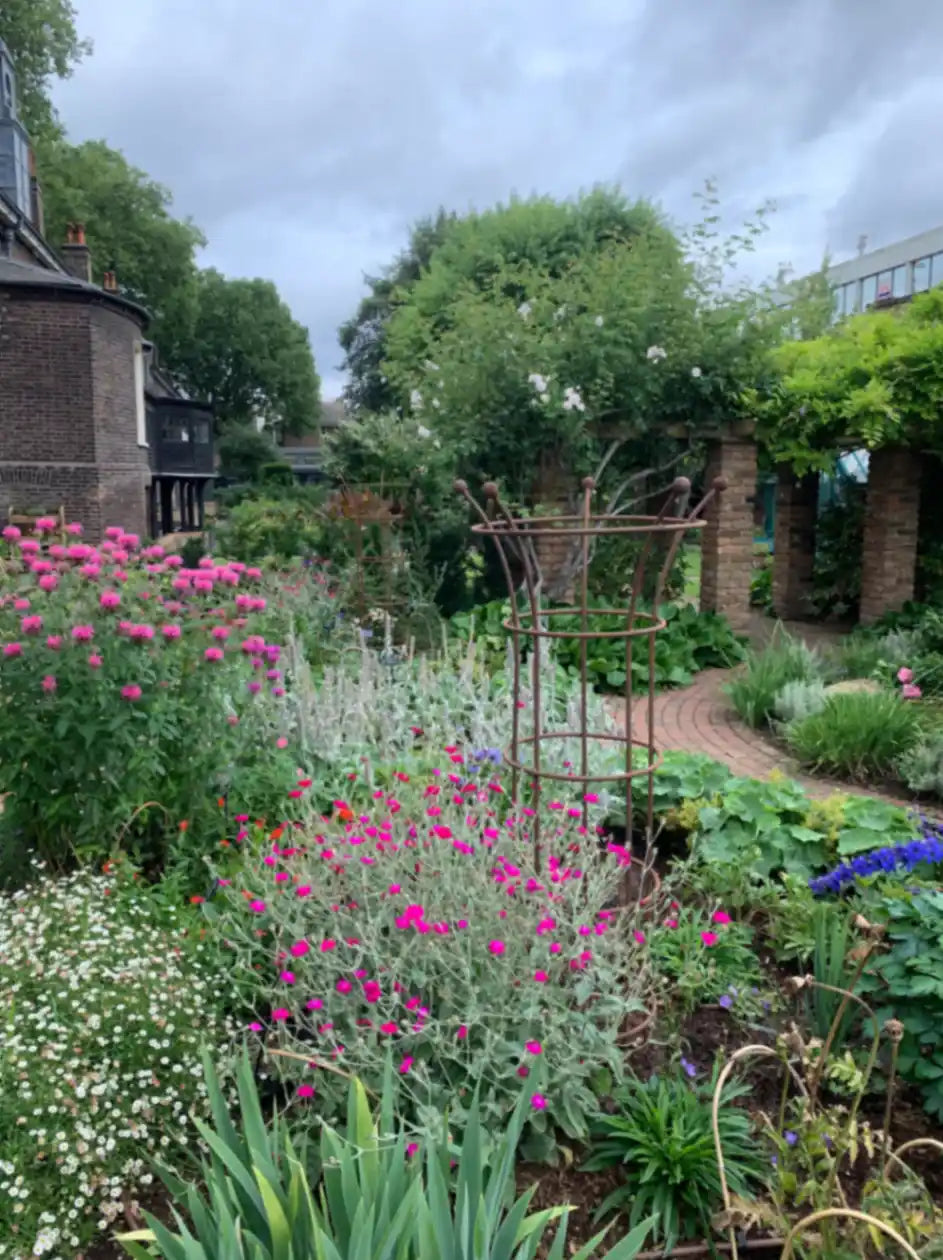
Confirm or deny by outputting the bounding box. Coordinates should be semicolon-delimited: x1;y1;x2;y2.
608;668;922;808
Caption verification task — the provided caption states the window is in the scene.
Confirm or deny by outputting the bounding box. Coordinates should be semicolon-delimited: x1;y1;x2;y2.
876;270;893;301
133;342;147;446
914;257;931;293
844;281;859;314
193;420;211;445
932;252;943;288
862;275;877;309
892;265;907;298
832;287;845;320
161;418;191;443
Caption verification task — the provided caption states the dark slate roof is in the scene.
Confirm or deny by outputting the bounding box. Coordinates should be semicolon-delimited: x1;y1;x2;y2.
0;255;149;323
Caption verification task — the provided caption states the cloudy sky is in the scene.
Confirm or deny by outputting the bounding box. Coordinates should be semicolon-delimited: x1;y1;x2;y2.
52;0;943;398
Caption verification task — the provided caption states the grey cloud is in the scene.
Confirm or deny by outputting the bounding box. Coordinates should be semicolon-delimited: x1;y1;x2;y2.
51;0;943;395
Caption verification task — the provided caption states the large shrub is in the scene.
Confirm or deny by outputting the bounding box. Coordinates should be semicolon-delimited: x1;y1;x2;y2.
0;523;305;884
208;776;654;1163
0;868;236;1258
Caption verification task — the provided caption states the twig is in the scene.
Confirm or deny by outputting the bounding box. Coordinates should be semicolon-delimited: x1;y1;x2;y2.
780;1207;921;1260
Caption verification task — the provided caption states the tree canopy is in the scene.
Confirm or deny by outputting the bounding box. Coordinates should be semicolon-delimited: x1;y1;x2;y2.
170;269;321;434
0;0;89;144
756;289;943;471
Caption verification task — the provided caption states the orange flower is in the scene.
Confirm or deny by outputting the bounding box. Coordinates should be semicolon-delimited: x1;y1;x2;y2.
190;895;205;904
270;825;285;841
217;796;225;809
179;820;189;832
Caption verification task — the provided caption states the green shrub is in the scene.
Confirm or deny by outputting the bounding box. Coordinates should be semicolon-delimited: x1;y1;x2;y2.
0;870;236;1258
785;691;922;782
206;778;651;1165
122;1055;654;1260
772;678;828;724
214;492;325;562
646;905;764;1013
0;527;301;884
258;460;295;487
725;629;822;728
583;1068;763;1252
899;729;943;795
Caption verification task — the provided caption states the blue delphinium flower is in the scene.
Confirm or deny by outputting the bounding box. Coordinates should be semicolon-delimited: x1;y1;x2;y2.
809;818;943;896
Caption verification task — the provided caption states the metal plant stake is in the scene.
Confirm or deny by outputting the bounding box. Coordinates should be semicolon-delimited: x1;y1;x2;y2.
455;474;724;862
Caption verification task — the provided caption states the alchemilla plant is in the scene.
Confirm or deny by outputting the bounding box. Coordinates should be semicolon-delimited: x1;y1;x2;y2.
211;768;654;1163
0;868;237;1258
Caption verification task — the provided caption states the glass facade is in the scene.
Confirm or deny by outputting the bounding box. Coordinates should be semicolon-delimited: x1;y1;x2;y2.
829;238;943;322
933;253;943;287
861;275;877;309
914;257;931;292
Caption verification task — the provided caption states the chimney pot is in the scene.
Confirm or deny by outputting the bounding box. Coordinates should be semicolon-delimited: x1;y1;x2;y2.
75;224;86;246
61;222;92;284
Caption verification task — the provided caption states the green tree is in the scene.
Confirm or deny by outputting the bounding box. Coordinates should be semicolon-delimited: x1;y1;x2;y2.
339;208;457;413
216;425;280;483
172;268;320;434
0;0;90;144
38;138;204;358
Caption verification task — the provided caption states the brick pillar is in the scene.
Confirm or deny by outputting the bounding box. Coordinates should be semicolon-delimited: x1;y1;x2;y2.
700;436;756;633
772;469;819;619
859;446;921;625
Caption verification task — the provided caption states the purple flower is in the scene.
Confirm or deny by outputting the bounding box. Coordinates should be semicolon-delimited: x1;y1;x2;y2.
784;1130;798;1146
719;993;734;1010
680;1057;697;1079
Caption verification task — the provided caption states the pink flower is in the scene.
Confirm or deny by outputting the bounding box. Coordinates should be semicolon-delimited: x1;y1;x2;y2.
211;625;230;640
363;980;382;1003
271;1007;290;1021
549;942;562;954
38;574;58;591
88;654;103;669
406;1142;419;1157
701;931;719;947
276;736;289;748
633;930;646;945
65;522;83;536
249;899;266;913
34;516;57;532
129;624;154;641
41;675;57;693
320;938;336;952
525;1040;542;1056
902;683;922;700
305;998;323;1011
248;1022;263;1032
488;939;506;955
336;979;352;994
290;940;310;957
456;1024;468;1040
531;1093;548;1111
897;666;914;683
665;918;678;929
99;590;121;609
297;1084;315;1099
2;525;21;540
71;625;94;641
534;970;549;983
121;684;142;701
161;623;182;639
3;642;22;658
711;910;732;925
204;646;224;662
46;635;61;650
20;614;42;635
399;1056;414;1074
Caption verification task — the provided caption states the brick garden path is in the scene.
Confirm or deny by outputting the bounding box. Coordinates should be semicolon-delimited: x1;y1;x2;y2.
607;667;922;808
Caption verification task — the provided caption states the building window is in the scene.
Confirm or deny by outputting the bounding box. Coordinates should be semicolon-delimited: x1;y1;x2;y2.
133;342;147;446
862;275;877;309
161;418;191;443
932;253;943;288
844;281;859;314
892;265;907;298
914;257;931;293
876;271;893;301
193;420;211;445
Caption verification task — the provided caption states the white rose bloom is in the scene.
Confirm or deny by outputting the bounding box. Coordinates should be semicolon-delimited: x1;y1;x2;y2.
517;301;532;318
691;366;702;378
539;392;550;404
410;389;423;409
562;387;585;412
417;424;432;439
646;345;667;362
431;397;440;409
527;373;549;393
594;315;604;327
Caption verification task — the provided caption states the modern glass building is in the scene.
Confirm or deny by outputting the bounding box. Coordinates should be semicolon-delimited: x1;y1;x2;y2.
827;224;943;321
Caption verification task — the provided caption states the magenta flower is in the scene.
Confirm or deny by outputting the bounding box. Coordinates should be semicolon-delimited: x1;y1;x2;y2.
204;646;224;662
897;666;914;683
457;1024;468;1040
297;1084;315;1099
531;1093;548;1111
99;590;121;609
3;642;22;658
406;1142;419;1157
161;624;182;639
88;654;103;669
249;899;266;913
363;980;382;1003
525;1040;542;1056
21;615;42;634
488;939;506;955
211;625;230;640
701;931;719;947
71;625;94;642
129;624;154;641
902;683;922;700
711;911;731;925
533;970;549;983
290;940;310;957
46;635;61;650
65;522;83;536
336;979;352;994
633;930;646;945
34;516;57;532
399;1056;414;1074
247;680;262;694
379;1021;398;1035
305;998;323;1011
2;525;21;540
271;1007;290;1021
279;970;296;984
41;675;57;693
121;684;142;701
37;575;58;591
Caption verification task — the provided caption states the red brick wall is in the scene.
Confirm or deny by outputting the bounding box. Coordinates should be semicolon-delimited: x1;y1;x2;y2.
859;446;921;624
0;287;149;538
699;437;755;633
772;470;818;619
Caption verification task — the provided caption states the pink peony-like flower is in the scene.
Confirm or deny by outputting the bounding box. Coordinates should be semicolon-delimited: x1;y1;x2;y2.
279;970;296;984
902;683;922;700
249;899;266;913
71;625;94;641
99;590;121;609
38;574;58;592
701;931;719;947
2;525;21;540
336;979;352;994
88;654;103;669
204;646;224;662
21;615;42;634
41;674;57;693
897;666;914;684
271;1007;290;1021
290;939;310;957
363;980;382;1003
3;642;22;658
65;522;83;536
121;683;142;701
46;635;61;650
129;623;154;641
34;516;57;532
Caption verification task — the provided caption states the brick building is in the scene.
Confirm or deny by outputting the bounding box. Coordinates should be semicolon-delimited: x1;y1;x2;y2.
0;38;212;540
